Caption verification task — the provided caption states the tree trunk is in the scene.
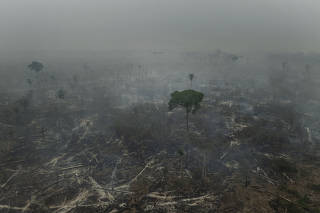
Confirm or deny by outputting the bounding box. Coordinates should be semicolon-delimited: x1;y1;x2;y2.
180;157;183;177
186;110;189;131
202;152;207;178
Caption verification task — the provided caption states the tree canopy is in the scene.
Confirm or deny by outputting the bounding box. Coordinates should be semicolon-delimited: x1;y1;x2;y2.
169;90;204;113
28;61;44;73
169;89;204;130
188;73;194;88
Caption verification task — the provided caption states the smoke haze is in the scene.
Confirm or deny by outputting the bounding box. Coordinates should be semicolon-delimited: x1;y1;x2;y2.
1;0;319;54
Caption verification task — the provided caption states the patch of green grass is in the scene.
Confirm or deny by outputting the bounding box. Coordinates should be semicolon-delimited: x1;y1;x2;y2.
297;195;312;209
307;184;320;192
299;168;312;178
279;185;302;199
287;189;302;198
269;197;305;213
273;158;298;175
310;208;320;213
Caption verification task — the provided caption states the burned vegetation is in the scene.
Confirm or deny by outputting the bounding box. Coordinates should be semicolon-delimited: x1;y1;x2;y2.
1;52;320;213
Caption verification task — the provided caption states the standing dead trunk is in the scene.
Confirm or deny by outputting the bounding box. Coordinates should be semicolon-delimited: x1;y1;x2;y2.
180;157;183;177
245;175;250;187
202;152;207;178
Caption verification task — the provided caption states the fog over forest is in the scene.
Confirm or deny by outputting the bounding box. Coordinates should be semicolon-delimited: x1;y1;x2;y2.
1;1;320;212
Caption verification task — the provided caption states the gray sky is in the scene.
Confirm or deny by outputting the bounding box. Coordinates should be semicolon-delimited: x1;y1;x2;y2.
0;0;320;53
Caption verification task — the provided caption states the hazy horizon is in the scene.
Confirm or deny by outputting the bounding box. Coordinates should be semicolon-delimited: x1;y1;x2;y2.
0;0;319;55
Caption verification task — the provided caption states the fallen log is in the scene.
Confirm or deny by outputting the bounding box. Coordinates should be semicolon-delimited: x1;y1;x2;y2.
1;166;21;188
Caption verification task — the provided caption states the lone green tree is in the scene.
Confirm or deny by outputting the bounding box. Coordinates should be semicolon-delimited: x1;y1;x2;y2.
27;61;44;89
188;73;194;88
169;90;204;131
56;89;66;99
28;61;44;73
304;64;311;81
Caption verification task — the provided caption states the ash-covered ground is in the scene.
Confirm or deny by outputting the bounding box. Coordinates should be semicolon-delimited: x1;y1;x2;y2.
1;51;320;212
